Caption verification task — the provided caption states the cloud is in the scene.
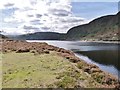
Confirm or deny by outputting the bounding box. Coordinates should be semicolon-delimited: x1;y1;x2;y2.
23;25;39;30
36;14;42;18
1;0;86;35
1;27;26;35
4;3;14;7
30;20;42;25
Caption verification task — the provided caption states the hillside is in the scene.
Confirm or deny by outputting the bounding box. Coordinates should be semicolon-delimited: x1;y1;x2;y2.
66;12;119;41
6;12;119;41
9;32;65;40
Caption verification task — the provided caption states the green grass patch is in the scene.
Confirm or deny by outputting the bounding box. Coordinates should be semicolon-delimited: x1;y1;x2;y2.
55;75;76;88
2;52;73;88
2;51;104;88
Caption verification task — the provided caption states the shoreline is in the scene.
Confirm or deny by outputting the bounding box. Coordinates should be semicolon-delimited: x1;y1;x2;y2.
79;40;120;44
26;39;120;44
1;39;120;88
27;39;119;77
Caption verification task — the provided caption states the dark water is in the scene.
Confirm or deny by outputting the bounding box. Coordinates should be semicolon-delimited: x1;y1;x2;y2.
27;40;120;78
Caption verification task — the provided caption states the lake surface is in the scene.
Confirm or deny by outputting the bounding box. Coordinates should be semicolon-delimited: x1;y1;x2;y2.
27;40;120;78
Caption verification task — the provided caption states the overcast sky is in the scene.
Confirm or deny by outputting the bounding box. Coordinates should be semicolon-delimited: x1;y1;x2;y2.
0;0;119;35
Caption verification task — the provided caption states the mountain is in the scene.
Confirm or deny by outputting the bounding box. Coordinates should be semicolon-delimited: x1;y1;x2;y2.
9;32;66;40
7;12;119;41
66;12;119;41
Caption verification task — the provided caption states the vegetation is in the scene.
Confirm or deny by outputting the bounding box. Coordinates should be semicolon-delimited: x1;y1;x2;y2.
66;12;119;41
2;52;72;88
2;51;105;88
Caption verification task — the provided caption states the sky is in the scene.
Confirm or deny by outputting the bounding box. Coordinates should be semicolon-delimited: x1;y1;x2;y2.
0;0;119;35
72;0;120;2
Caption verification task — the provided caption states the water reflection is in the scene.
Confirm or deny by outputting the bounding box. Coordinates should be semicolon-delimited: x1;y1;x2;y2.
75;50;119;74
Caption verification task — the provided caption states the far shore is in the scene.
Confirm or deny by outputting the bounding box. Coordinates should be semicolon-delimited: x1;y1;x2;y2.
79;40;120;44
26;39;120;44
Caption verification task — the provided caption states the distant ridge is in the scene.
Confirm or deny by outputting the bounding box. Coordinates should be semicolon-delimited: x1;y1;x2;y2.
7;12;119;41
9;32;66;40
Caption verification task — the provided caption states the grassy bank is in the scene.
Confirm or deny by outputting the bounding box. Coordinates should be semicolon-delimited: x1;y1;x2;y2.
2;51;71;88
1;40;119;88
2;51;104;88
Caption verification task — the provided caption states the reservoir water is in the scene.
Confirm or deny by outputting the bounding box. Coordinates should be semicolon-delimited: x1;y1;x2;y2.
27;40;120;78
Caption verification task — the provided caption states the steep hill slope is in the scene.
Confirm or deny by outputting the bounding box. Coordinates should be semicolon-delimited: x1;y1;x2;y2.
66;12;119;41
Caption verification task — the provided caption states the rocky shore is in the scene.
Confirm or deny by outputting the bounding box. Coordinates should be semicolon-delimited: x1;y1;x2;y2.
1;39;120;88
